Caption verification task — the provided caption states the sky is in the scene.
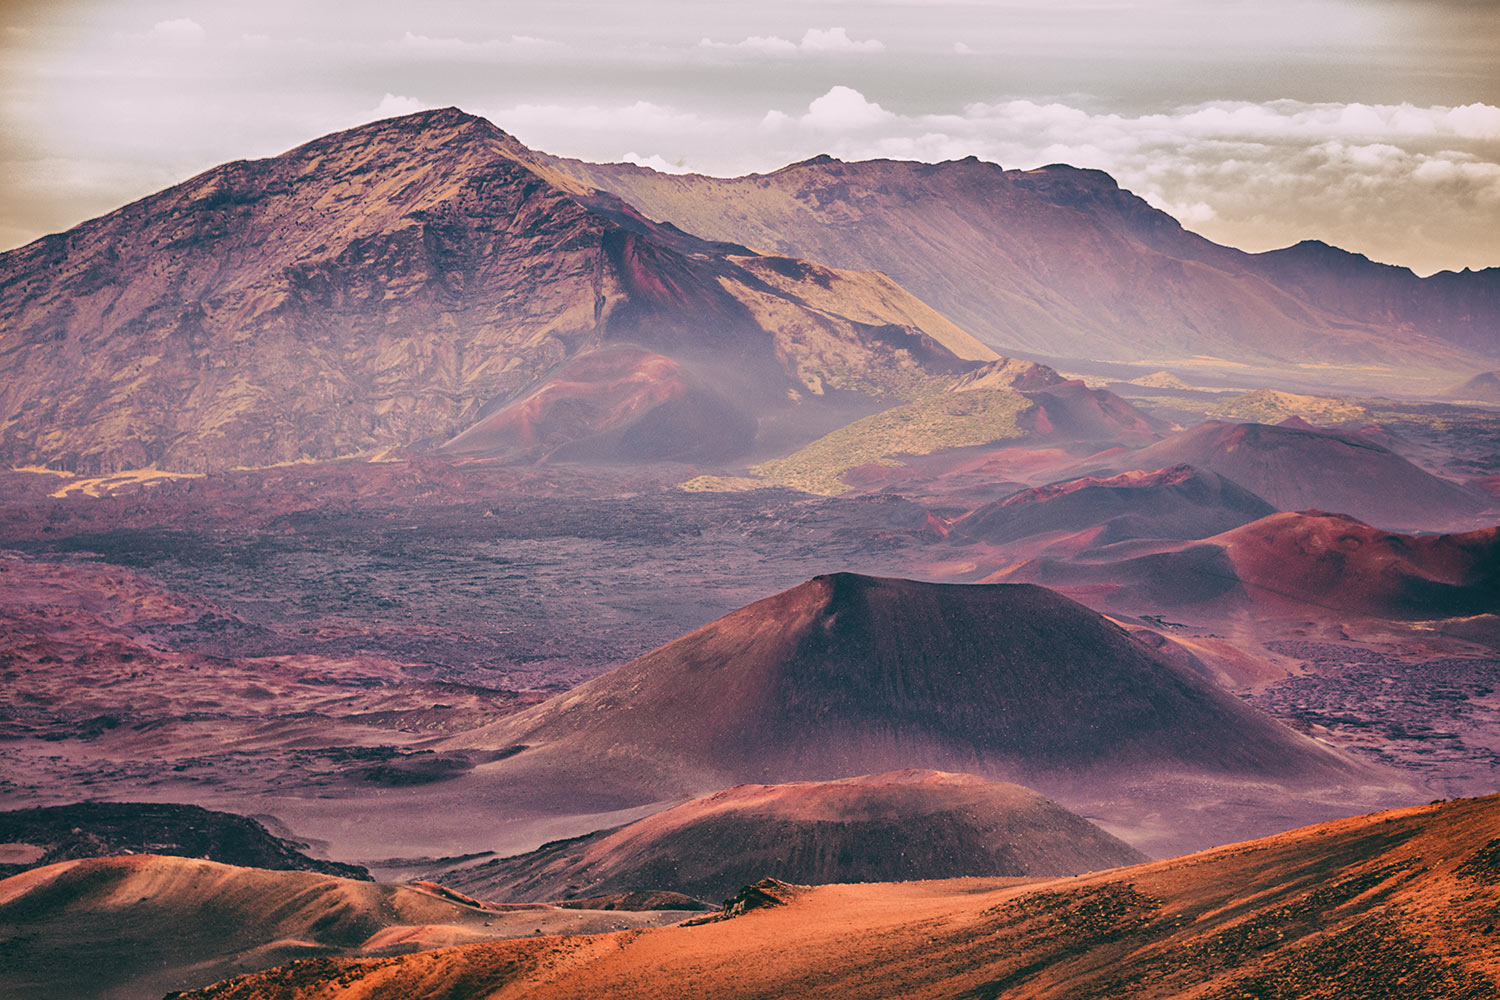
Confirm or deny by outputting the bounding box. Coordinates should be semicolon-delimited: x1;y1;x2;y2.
1;0;1498;275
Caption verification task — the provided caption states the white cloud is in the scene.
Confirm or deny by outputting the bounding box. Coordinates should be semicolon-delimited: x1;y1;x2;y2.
373;93;424;118
698;34;799;55
953;42;975;55
801;86;894;130
146;19;206;47
731;94;1500;273
621;152;692;174
481;92;1500;273
395;32;561;58
699;27;883;57
761;110;793;131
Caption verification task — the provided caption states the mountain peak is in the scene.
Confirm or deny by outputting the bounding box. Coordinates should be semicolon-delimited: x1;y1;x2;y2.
780;153;843;172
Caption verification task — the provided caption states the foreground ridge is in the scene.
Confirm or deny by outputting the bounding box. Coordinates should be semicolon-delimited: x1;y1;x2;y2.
173;794;1500;999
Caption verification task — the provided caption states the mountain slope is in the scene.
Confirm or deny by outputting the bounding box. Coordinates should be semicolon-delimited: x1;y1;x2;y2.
950;465;1276;549
432;771;1146;903
0;802;368;880
1076;420;1487;531
0;109;994;473
994;511;1500;621
174;794;1500;1000
0;855;690;1000
451;574;1366;803
1449;371;1500;403
753;358;1159;495
546;154;1494;385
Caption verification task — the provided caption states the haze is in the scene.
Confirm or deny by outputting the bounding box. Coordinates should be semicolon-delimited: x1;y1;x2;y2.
2;0;1497;275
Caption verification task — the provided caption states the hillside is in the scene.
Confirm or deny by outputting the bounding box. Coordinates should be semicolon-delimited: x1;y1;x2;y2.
0;109;994;474
0;855;691;1000
1208;388;1369;425
994;511;1500;621
431;771;1146;903
172;794;1500;1000
449;574;1368;811
1449;371;1500;403
1077;420;1488;531
546;154;1494;387
754;359;1158;495
0;802;368;880
950;465;1276;549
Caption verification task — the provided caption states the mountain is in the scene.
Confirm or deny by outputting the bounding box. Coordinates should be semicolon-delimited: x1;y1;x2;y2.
0;109;994;474
753;358;1160;495
1207;388;1368;425
1075;420;1488;531
545;154;1496;386
0;855;692;1000
429;771;1146;903
1449;371;1500;403
1213;512;1500;619
949;465;1276;550
0;802;368;880
451;573;1365;807
994;511;1500;621
1245;240;1500;358
171;793;1500;1000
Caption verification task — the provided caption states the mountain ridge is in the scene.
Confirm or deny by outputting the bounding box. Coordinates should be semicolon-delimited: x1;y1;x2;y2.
0;108;996;473
545;149;1497;384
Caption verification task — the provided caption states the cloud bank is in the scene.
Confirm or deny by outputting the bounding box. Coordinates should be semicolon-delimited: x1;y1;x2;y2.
2;2;1496;275
698;27;884;56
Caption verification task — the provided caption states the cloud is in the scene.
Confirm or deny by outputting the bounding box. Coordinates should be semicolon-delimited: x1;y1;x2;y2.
699;27;883;56
699;34;799;55
145;18;206;46
621;152;692;174
394;32;561;58
801;86;894;129
482;92;1499;273
736;94;1500;273
373;93;424;118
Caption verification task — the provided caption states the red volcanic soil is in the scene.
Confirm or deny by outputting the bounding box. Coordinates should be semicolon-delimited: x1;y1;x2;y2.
1082;420;1488;531
438;345;754;463
1018;379;1161;445
453;573;1368;805
429;771;1145;903
996;511;1500;623
950;465;1275;548
0;854;692;1000
173;794;1500;1000
1217;511;1500;620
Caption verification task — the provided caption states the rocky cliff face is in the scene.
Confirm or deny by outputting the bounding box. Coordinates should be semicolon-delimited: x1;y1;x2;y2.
0;109;993;473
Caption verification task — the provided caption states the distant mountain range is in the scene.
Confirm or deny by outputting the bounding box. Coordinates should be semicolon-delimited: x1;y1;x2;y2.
548;150;1500;379
3;107;1497;474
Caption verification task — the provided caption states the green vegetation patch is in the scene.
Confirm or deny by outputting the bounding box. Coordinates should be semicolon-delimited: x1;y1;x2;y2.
1209;388;1368;425
755;388;1030;495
